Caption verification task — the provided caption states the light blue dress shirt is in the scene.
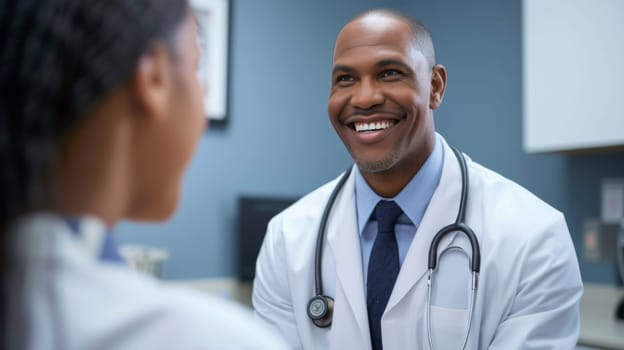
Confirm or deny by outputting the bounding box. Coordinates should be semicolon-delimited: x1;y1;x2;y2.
355;135;444;287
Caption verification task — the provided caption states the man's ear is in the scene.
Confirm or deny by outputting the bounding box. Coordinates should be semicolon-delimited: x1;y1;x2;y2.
429;64;447;110
131;43;173;121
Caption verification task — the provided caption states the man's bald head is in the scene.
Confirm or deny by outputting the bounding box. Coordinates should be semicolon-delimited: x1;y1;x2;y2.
342;8;436;69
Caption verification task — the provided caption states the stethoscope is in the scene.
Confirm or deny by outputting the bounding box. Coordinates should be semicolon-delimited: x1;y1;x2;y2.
306;146;481;350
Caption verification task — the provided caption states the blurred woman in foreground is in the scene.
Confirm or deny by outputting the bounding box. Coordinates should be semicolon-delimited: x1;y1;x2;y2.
0;1;286;348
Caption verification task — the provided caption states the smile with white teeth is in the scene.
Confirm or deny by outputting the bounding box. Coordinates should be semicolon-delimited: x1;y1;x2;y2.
354;120;396;132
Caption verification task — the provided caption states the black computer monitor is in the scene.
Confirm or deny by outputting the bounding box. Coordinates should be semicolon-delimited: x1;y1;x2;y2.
237;195;298;281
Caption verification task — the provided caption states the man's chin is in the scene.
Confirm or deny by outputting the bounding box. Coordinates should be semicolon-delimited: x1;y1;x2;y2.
354;156;397;174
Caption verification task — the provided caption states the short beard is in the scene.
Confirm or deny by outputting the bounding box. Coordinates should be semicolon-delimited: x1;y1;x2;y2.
353;149;401;174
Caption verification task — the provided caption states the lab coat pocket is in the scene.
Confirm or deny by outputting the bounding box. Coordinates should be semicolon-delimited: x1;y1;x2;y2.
429;305;470;350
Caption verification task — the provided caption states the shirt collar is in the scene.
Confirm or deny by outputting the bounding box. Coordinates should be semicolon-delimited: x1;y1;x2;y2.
63;216;125;264
354;133;444;234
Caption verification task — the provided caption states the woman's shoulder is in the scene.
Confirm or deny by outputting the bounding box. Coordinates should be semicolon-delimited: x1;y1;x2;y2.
66;262;289;349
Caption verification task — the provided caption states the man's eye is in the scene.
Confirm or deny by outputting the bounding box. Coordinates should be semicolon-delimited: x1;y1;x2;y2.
380;70;402;78
336;75;355;83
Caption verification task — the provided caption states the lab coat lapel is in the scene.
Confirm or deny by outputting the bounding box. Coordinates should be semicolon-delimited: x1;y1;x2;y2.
386;138;464;312
326;167;371;349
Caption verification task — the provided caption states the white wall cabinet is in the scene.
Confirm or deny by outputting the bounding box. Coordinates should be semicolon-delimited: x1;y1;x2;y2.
523;0;624;153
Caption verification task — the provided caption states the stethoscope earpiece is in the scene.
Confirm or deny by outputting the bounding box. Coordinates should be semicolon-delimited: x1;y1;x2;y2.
307;295;334;328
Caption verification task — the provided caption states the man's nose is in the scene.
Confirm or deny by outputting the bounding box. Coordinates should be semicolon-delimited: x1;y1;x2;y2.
351;79;384;109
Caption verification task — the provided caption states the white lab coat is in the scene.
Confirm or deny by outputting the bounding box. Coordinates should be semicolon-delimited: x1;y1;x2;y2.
9;214;288;350
253;137;583;349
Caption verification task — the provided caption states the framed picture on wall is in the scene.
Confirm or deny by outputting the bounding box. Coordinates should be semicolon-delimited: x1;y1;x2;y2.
190;0;230;123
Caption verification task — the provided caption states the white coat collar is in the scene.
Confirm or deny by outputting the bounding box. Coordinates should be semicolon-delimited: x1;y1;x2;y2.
12;213;111;263
325;168;371;348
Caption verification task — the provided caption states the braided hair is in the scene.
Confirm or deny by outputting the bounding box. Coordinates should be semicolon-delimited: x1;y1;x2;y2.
0;0;188;347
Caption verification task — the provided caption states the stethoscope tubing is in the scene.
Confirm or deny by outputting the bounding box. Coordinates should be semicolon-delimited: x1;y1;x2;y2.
313;166;352;296
426;146;479;350
310;146;481;350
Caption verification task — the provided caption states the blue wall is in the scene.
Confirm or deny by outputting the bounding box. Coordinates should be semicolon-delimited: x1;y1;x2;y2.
117;0;624;284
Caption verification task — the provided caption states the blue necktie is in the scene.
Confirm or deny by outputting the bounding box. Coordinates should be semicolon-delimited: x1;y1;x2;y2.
367;200;403;350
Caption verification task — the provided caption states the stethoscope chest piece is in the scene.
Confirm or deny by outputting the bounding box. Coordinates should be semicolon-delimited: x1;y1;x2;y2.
307;295;334;328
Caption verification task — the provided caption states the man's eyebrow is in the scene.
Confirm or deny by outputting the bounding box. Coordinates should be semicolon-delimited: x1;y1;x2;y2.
374;59;411;70
331;59;412;75
332;64;355;75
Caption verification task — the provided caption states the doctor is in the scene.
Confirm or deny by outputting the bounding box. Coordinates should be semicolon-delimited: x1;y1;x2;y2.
253;8;583;350
0;0;287;349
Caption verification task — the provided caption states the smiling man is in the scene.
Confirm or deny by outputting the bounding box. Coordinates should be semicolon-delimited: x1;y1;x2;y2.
253;8;582;350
